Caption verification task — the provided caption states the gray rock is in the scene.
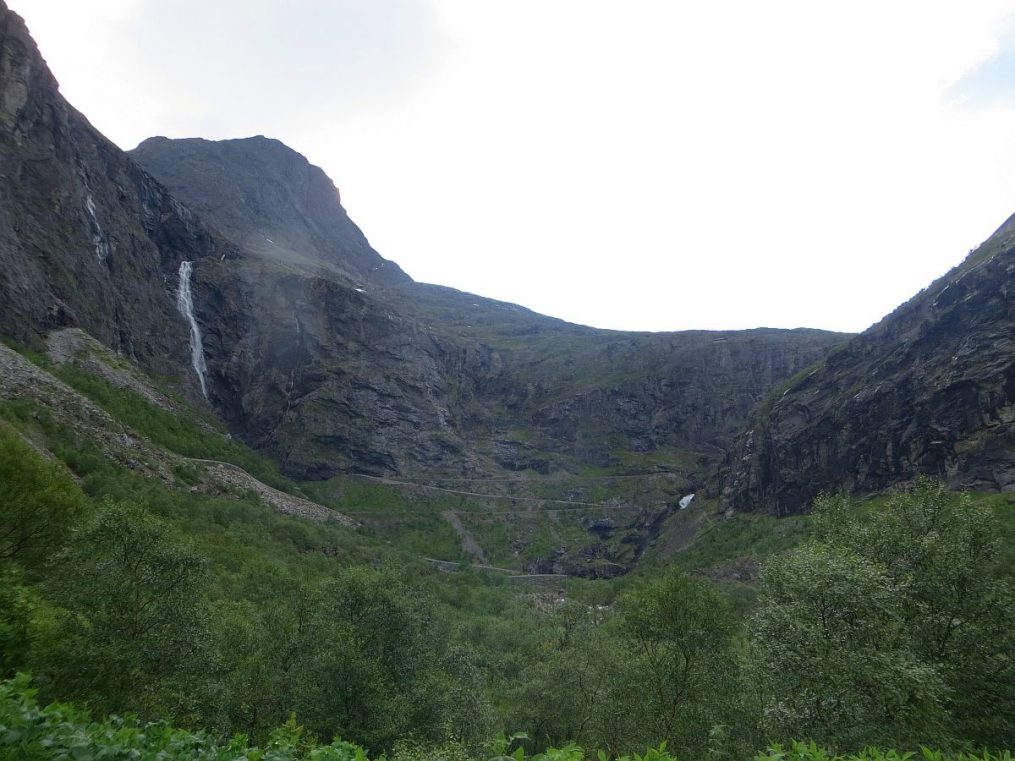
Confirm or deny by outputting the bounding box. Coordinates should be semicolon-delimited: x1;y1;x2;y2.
718;221;1015;514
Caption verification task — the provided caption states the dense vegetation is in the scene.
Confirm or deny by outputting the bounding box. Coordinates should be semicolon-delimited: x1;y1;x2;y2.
0;381;1012;758
2;677;1013;761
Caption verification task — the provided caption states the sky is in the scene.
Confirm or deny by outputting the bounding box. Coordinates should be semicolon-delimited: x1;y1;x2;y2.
10;1;1015;333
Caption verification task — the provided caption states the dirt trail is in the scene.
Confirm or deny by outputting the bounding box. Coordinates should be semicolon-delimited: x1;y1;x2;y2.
424;557;566;580
350;473;647;510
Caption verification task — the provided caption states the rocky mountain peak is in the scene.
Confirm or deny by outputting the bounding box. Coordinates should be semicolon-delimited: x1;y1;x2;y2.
130;135;410;287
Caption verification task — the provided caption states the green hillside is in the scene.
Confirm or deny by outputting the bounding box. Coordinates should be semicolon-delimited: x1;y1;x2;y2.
1;348;1011;759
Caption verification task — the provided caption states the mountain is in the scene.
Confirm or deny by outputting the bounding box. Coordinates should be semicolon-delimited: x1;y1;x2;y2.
130;135;410;287
3;5;1014;753
0;0;855;576
10;0;1009;543
0;2;224;378
126;135;847;482
719;219;1015;515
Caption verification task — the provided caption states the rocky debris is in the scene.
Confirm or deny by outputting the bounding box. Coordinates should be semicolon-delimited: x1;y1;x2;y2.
646;504;709;565
719;217;1015;515
441;509;487;563
1;339;356;527
587;517;616;538
697;556;760;584
524;538;632;579
0;342;173;480
0;416;69;471
45;328;200;420
194;459;356;526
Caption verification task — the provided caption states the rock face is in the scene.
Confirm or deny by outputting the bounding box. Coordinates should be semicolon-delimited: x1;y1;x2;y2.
129;135;847;479
7;0;1010;534
1;0;847;484
0;2;226;384
130;136;409;287
719;218;1015;515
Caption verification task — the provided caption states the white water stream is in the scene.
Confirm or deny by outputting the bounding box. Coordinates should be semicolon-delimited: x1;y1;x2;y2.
176;261;209;398
85;194;111;261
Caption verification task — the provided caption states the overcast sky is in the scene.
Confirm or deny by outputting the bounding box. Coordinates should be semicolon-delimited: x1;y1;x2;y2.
11;1;1015;333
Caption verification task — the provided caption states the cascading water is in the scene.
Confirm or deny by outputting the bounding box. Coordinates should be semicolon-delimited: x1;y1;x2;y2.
176;261;209;398
84;194;111;261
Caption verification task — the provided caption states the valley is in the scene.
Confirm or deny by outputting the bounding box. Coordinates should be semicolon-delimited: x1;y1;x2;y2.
0;1;1013;758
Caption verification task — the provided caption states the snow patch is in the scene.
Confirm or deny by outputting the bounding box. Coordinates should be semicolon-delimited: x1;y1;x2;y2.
679;493;695;510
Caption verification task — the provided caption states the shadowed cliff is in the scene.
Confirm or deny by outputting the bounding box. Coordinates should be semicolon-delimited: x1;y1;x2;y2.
719;217;1014;514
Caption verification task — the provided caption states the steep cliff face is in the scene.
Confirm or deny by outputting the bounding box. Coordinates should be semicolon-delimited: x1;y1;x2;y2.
176;244;844;480
0;1;225;384
501;329;839;451
188;256;491;477
130;136;847;480
720;218;1015;514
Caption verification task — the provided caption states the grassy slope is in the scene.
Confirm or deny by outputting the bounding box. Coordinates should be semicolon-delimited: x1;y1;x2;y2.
10;336;1011;587
1;344;1011;758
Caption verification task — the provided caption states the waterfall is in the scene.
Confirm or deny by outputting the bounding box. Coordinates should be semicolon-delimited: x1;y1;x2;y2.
176;261;209;398
84;194;111;261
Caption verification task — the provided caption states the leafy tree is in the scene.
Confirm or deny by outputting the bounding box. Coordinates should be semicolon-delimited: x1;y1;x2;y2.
41;501;220;723
613;572;742;758
753;480;1014;750
0;429;87;567
0;566;52;679
607;571;745;757
504;574;752;758
752;542;945;749
296;566;490;753
216;576;324;740
507;602;611;750
813;481;1015;746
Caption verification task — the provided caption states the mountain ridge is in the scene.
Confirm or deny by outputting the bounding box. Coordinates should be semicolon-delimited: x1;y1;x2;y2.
3;0;1010;542
718;217;1014;514
127;134;846;484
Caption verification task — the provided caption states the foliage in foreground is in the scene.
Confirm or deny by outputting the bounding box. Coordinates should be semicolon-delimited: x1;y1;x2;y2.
752;741;1014;761
2;396;1013;758
1;676;1011;761
752;480;1015;751
0;674;367;760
